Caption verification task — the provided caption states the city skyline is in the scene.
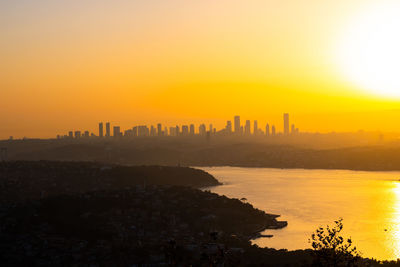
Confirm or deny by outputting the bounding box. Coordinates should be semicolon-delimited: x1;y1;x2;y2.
57;114;299;140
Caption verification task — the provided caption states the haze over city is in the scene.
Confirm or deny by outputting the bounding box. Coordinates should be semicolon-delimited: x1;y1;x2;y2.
3;0;400;266
2;0;400;139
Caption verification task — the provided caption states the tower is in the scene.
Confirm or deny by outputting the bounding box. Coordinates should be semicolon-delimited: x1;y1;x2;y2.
234;116;240;134
266;123;270;136
99;122;103;138
254;120;258;135
283;113;289;136
105;122;111;137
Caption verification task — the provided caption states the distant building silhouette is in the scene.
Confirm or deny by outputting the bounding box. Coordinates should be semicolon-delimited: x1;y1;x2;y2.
99;122;103;138
199;124;206;136
271;125;276;136
113;126;121;138
157;123;162;136
182;125;189;136
234;116;240;134
190;124;195;135
106;122;111;137
226;120;232;134
266;123;270;136
245;120;251;135
74;131;81;138
254;120;258;135
283;113;289;136
68;131;73;138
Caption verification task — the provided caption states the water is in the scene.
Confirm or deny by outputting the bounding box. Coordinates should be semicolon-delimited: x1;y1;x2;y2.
200;167;400;260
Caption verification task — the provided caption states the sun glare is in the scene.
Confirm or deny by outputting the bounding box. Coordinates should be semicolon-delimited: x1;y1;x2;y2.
337;1;400;98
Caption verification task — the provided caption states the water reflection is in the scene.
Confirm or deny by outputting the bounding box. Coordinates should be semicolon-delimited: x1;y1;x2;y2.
201;167;400;260
389;182;400;259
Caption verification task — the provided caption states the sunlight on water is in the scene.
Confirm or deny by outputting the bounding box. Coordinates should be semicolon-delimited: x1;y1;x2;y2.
201;167;400;260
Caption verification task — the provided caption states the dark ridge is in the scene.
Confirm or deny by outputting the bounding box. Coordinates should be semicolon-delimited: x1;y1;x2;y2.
0;161;221;205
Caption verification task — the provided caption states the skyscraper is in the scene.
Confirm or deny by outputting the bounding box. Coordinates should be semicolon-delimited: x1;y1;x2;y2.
283;113;289;136
99;122;103;138
266;123;270;136
182;125;189;136
226;120;232;134
189;124;195;135
157;123;162;136
254;120;258;135
113;126;121;138
291;124;295;135
105;122;111;137
245;120;251;135
234;116;240;134
271;125;276;136
199;124;206;136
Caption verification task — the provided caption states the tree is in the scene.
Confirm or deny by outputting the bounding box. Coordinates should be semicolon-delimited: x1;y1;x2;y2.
309;218;360;267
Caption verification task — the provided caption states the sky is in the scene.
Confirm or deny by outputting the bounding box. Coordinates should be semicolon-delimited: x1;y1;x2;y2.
1;0;400;138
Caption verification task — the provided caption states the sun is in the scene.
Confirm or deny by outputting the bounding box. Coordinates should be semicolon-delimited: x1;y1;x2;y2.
337;1;400;98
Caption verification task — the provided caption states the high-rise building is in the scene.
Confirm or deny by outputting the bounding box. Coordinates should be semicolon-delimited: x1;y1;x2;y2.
105;122;111;137
150;125;156;136
271;125;276;136
245;120;251;135
84;131;89;138
99;122;103;138
291;124;295;135
132;126;138;137
68;131;73;138
283;113;289;136
169;127;176;136
157;123;162;136
182;125;189;136
234;116;240;134
138;125;149;136
189;124;195;135
226;120;232;134
74;131;81;138
209;124;213;134
199;124;206;136
266;124;270;136
164;127;168;136
113;126;121;138
254;120;258;135
175;126;180;136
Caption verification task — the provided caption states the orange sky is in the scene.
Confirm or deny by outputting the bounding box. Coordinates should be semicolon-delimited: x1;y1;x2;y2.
1;0;400;138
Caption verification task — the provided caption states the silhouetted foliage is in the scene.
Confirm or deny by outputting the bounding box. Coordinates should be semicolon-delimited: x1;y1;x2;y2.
309;218;360;267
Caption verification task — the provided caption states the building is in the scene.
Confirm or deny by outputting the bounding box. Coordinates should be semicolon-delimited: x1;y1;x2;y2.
113;126;121;137
266;123;270;136
199;124;206;136
84;131;90;138
244;120;251;135
150;125;156;136
271;125;276;136
74;131;81;138
254;120;258;135
138;125;149;136
182;125;189;136
99;122;104;138
226;120;232;134
283;113;289;136
68;131;73;138
132;126;138;137
175;126;180;136
105;122;111;137
234;116;240;134
157;123;162;136
189;124;195;135
291;124;295;135
209;124;213;134
169;127;176;136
